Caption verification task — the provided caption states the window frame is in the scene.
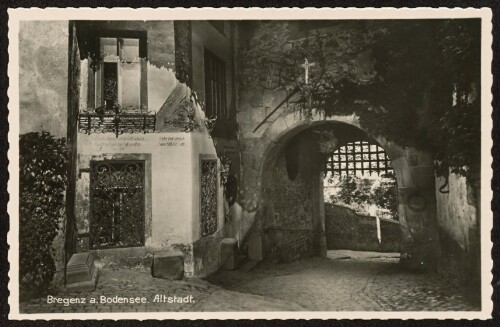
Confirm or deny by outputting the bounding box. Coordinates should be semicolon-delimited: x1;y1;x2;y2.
204;48;227;121
89;30;148;112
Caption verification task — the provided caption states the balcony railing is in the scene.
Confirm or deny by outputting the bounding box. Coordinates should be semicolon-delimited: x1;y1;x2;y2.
78;112;156;138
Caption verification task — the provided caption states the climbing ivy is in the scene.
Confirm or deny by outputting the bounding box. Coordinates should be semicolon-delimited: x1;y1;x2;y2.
240;20;481;183
19;132;69;298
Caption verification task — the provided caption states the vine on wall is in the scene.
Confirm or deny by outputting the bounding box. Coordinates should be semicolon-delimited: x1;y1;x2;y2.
19;132;69;298
240;20;481;184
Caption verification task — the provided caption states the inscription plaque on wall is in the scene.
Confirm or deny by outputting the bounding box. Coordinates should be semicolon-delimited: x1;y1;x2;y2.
159;136;186;147
95;136;145;151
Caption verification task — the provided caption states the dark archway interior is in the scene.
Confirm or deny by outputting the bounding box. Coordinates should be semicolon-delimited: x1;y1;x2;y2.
260;122;400;263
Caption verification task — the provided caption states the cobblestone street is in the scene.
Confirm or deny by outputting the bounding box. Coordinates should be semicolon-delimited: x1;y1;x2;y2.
20;267;303;313
19;250;480;313
209;250;480;311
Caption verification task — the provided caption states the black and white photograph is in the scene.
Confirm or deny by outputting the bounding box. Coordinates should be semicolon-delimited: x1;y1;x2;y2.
6;7;493;319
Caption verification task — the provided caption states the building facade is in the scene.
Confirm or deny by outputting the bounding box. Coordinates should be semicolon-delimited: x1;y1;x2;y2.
18;19;482;290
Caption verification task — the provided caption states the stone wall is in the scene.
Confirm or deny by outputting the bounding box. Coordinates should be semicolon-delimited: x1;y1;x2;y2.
263;229;316;262
325;204;400;253
19;21;69;138
435;172;480;298
260;132;324;262
19;21;71;288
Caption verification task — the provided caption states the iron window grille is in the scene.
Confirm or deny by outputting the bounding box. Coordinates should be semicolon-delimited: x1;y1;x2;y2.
89;160;145;249
200;158;218;237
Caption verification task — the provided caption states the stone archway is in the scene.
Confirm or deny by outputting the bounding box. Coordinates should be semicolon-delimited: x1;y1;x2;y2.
239;110;439;270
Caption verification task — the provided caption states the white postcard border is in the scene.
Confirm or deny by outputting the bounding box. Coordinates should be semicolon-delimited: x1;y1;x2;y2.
7;7;494;320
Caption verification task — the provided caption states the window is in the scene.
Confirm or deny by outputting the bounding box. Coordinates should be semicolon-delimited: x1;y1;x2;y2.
204;49;227;121
94;33;146;112
326;141;393;176
89;161;145;249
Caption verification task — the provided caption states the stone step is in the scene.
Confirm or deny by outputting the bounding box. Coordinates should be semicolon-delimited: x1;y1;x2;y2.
66;252;99;292
152;251;184;280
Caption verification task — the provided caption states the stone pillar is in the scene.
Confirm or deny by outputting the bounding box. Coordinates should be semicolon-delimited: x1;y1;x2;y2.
392;148;439;271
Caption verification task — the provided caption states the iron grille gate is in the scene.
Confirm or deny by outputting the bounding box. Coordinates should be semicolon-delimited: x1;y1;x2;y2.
90;161;145;249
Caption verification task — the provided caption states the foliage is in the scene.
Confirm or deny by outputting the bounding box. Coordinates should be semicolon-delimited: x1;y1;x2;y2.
216;152;238;207
218;155;231;188
19;132;69;297
240;20;481;183
332;175;370;207
329;173;398;219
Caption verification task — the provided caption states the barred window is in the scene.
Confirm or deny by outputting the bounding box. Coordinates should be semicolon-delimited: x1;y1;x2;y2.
326;141;392;176
204;49;227;121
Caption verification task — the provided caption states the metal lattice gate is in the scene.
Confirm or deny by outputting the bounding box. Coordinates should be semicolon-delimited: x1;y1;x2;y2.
89;161;145;249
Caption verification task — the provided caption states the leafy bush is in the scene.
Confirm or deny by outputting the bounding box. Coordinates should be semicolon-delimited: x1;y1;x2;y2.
333;175;371;206
19;131;69;297
329;173;398;219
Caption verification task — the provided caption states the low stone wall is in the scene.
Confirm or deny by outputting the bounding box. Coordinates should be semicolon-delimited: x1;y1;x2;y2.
325;204;400;252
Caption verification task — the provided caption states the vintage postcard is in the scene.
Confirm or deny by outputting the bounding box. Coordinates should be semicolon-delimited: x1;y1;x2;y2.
7;7;493;320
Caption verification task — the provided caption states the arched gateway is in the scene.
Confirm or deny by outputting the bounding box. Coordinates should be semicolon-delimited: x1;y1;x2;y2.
239;110;439;270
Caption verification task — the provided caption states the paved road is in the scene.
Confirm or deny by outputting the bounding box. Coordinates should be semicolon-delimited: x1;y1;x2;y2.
208;250;479;311
19;250;479;313
19;267;303;313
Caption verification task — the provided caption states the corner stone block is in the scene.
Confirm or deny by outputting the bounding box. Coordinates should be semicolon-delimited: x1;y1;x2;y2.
66;252;98;292
220;238;238;270
152;251;184;280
